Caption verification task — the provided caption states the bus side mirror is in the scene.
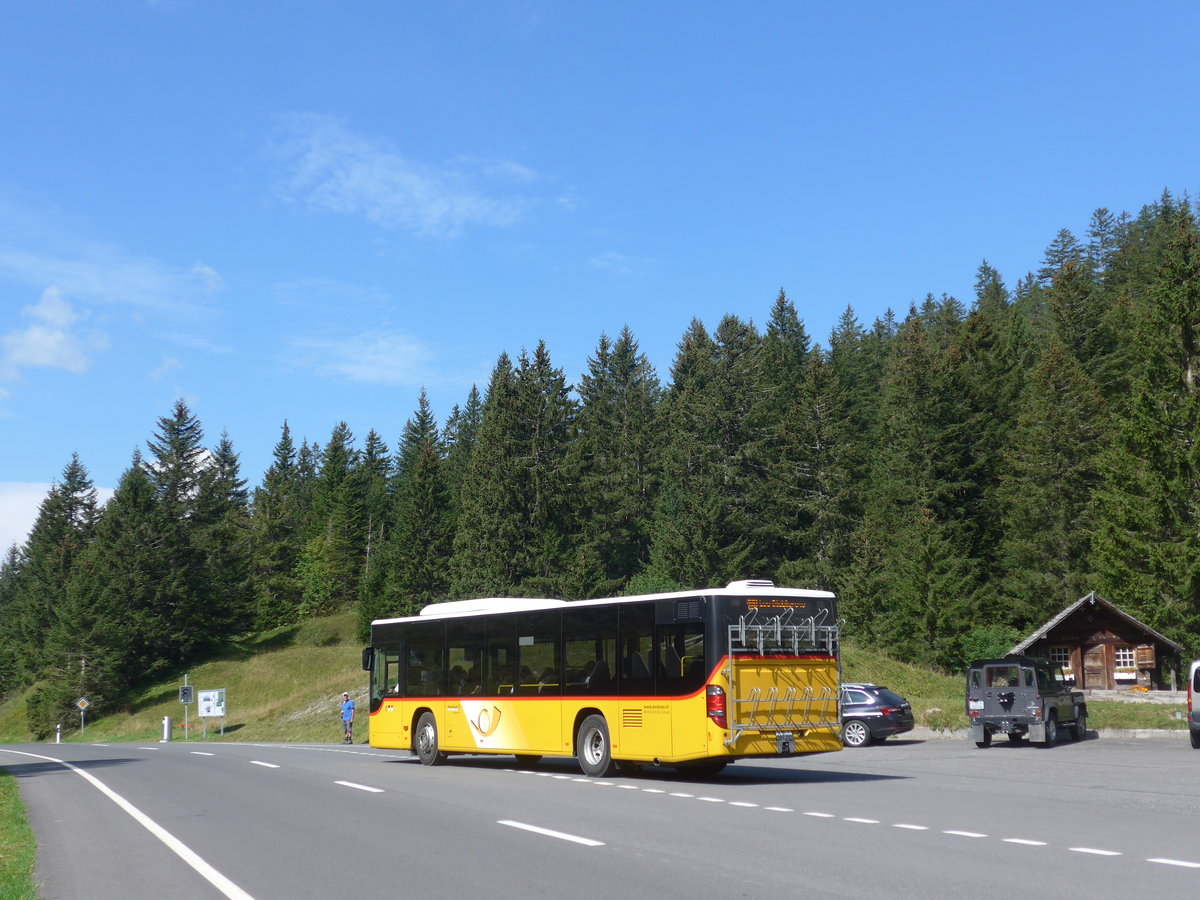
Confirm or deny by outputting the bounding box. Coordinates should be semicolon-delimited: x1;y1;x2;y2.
362;648;373;672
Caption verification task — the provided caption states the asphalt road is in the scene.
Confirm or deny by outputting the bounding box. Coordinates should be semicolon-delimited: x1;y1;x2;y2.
3;733;1200;899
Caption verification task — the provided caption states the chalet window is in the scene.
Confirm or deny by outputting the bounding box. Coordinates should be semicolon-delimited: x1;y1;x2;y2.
1115;645;1136;680
1048;646;1071;668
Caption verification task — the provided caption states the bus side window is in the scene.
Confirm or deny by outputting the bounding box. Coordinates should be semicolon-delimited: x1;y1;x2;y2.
404;620;446;698
658;627;705;695
562;607;617;697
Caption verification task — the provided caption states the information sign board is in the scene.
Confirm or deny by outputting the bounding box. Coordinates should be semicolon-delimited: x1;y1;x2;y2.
198;689;226;718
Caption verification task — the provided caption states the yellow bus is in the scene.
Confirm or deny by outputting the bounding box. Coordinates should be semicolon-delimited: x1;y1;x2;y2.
361;579;841;776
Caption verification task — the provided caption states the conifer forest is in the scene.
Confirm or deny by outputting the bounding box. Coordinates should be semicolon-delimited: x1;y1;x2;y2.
4;191;1200;736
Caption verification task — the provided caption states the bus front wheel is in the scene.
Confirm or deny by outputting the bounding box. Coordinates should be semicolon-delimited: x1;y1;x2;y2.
577;715;617;777
415;712;447;766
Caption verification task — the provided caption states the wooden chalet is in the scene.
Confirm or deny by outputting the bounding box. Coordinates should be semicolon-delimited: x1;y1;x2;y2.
1009;591;1185;692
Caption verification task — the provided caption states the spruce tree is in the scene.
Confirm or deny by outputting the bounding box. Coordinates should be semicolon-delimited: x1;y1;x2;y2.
194;431;254;638
8;454;100;678
358;392;453;639
250;422;303;628
996;340;1104;624
1091;210;1200;637
650;316;763;586
570;326;662;596
143;400;213;665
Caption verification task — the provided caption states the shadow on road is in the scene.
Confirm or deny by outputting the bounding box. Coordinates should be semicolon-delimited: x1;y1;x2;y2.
0;756;142;778
379;752;906;785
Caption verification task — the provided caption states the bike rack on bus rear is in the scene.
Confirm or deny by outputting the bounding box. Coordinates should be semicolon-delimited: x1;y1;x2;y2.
723;609;841;748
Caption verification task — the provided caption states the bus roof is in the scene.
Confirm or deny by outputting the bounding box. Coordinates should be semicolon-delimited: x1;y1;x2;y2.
370;580;836;626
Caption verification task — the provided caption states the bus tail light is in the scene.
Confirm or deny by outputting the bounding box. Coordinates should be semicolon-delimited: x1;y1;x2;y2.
706;685;728;729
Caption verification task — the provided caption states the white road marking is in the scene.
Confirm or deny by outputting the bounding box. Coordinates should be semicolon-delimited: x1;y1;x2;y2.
669;792;694;798
335;781;384;793
642;788;666;793
729;801;758;807
1148;858;1200;868
944;830;987;838
138;746;160;751
0;748;254;900
804;811;835;818
894;824;928;831
498;820;604;847
249;761;279;768
845;817;879;824
698;797;724;803
1004;838;1047;846
1070;847;1121;856
190;751;215;756
765;806;794;812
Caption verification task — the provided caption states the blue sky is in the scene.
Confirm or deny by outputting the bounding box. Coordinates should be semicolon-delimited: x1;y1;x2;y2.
2;1;1198;551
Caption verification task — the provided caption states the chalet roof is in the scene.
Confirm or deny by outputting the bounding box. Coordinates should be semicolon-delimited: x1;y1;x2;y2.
1009;591;1185;656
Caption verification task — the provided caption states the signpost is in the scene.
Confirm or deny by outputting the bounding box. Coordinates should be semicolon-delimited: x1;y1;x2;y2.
198;688;226;737
179;675;192;739
76;697;89;732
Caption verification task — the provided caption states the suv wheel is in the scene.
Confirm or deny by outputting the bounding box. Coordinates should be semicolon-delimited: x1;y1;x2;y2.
1041;713;1057;746
842;719;872;748
1072;710;1087;741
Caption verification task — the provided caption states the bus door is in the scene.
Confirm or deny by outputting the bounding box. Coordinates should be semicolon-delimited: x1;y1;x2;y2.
657;623;708;758
618;605;669;759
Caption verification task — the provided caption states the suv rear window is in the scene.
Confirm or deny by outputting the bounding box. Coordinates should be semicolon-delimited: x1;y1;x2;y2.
877;689;907;706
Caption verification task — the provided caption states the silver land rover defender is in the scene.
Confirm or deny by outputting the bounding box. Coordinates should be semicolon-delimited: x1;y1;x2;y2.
966;657;1088;747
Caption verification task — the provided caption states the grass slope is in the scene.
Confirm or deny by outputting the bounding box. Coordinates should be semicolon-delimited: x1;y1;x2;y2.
0;611;366;746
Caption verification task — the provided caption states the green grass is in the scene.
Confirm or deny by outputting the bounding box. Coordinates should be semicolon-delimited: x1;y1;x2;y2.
0;772;38;900
0;610;366;746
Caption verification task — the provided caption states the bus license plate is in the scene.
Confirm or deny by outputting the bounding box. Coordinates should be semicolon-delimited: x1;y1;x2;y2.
776;732;795;754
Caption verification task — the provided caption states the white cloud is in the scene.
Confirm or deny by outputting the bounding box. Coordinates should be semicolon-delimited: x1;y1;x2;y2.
286;329;441;386
0;482;50;553
272;114;536;238
150;355;182;380
0;482;115;554
0;245;222;314
1;286;109;380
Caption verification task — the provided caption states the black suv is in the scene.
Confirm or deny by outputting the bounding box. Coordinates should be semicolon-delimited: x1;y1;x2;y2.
840;683;915;747
966;657;1087;747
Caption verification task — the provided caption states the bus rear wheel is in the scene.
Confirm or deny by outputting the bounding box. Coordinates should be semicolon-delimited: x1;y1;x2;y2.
576;714;617;777
415;711;447;766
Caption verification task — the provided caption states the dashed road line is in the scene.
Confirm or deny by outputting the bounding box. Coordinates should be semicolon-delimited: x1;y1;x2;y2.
190;751;215;756
501;766;1196;869
335;781;384;793
1149;858;1200;868
249;761;279;768
498;820;604;847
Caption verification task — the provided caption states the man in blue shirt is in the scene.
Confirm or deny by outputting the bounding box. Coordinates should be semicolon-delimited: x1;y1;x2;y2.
341;692;356;744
